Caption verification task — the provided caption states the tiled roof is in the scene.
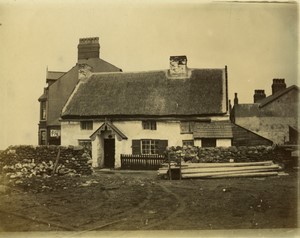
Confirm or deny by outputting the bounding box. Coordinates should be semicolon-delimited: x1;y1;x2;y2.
62;68;227;118
193;121;233;139
259;85;298;108
38;92;47;101
47;71;66;80
233;85;299;118
233;104;260;117
77;58;122;72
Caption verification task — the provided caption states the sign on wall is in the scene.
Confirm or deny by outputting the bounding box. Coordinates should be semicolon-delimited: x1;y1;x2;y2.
50;129;61;138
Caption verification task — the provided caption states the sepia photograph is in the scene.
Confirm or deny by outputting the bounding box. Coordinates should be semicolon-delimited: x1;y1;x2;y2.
0;0;299;237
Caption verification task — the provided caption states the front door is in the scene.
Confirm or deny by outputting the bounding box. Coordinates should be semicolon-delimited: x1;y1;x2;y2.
104;139;115;168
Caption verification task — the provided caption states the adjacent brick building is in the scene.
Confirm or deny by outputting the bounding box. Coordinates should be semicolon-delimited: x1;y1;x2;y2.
38;37;122;145
230;79;299;144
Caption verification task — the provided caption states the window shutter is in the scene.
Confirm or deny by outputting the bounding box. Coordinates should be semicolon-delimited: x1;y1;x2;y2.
158;140;168;154
132;140;141;155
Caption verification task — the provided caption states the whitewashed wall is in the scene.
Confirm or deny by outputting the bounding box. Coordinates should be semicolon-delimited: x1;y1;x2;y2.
61;118;232;168
216;139;232;147
61;120;194;148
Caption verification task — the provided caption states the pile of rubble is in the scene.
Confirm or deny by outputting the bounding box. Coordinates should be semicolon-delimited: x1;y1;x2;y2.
166;145;290;164
0;145;93;186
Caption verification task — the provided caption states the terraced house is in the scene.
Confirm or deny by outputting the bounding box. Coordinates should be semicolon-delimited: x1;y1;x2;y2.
38;37;122;145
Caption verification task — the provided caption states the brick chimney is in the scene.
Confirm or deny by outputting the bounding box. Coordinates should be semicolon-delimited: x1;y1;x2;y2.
78;37;100;61
272;78;286;95
253;89;266;103
169;56;188;76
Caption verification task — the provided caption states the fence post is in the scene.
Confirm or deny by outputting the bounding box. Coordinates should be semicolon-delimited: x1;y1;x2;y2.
168;152;172;180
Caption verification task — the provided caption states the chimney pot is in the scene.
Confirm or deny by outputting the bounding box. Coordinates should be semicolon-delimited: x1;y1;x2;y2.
272;78;286;95
169;55;188;76
234;93;238;105
253;89;266;103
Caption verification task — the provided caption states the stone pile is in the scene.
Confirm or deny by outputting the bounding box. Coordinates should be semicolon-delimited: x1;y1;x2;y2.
167;145;290;164
0;145;93;185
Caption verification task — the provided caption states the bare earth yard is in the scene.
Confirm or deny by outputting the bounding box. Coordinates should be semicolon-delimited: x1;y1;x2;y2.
0;168;298;236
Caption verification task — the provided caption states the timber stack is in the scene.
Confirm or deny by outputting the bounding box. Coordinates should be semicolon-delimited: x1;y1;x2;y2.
158;160;283;179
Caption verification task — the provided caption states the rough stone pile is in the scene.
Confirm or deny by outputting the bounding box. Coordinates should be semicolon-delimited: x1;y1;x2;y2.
0;145;93;185
167;145;291;164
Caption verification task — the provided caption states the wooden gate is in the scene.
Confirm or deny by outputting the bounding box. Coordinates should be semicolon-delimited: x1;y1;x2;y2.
120;154;165;170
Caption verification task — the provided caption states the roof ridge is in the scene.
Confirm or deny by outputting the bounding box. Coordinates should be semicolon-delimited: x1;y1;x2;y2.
47;70;66;73
91;69;166;76
90;68;224;76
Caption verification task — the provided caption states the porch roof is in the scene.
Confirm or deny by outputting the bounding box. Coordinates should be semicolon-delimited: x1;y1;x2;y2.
193;121;233;139
90;121;128;140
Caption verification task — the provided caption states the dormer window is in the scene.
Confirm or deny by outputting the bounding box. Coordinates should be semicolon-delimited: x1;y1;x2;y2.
142;121;157;130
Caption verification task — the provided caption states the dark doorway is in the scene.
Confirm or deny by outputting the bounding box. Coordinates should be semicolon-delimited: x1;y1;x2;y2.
202;138;216;147
104;139;115;168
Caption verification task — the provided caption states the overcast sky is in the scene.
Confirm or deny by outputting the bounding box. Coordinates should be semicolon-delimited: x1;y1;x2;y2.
0;0;298;149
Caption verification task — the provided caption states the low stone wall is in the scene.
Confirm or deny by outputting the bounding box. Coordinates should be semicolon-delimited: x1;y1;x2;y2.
168;145;293;166
0;145;93;182
197;146;290;164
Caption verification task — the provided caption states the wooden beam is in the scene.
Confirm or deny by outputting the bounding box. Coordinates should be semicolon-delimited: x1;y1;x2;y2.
181;164;280;174
182;171;279;179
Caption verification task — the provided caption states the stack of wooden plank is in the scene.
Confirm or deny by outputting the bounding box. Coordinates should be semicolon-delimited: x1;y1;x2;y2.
158;161;282;179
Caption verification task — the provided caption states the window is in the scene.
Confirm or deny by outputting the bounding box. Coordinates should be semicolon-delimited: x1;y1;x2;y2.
40;130;46;145
141;140;159;154
183;140;194;147
132;139;168;155
80;121;93;130
180;122;194;134
40;101;46;120
202;138;216;147
142;121;157;130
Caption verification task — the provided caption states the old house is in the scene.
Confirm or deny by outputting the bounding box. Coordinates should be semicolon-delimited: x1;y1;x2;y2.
38;37;122;145
60;55;272;168
230;79;299;144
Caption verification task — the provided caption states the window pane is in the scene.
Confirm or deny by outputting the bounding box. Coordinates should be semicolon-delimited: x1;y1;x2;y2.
180;122;194;133
142;121;156;130
81;121;93;130
141;139;160;154
183;140;194;146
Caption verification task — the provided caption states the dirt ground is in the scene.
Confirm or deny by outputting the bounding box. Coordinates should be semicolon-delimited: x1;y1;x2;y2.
0;167;299;236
